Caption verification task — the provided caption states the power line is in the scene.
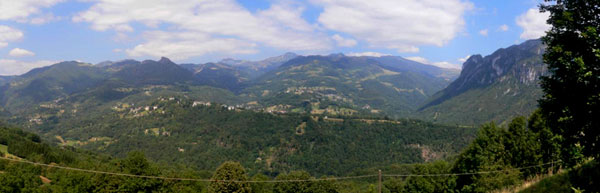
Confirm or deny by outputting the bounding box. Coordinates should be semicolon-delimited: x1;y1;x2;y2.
383;161;560;177
0;156;375;182
0;156;559;183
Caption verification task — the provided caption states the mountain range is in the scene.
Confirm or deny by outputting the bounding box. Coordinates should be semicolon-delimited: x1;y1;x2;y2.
0;39;546;126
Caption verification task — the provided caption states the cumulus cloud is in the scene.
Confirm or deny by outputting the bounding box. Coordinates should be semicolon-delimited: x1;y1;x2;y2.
74;0;331;60
0;0;64;21
0;25;24;48
406;56;461;69
313;0;472;53
346;52;390;57
8;48;35;57
516;8;550;39
499;24;509;31
479;29;488;36
332;34;357;47
125;31;258;60
0;59;57;76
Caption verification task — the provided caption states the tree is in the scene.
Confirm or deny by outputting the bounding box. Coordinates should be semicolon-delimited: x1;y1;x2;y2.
539;0;600;164
452;123;522;193
118;151;164;192
273;171;337;193
402;161;456;193
527;110;561;173
208;161;251;193
250;174;273;193
273;171;313;193
503;117;541;177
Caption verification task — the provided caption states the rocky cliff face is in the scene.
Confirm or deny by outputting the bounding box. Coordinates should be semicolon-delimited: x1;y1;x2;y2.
417;39;548;125
423;39;547;109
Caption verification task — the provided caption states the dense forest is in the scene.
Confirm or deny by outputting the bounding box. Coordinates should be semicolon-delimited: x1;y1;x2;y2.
3;109;597;193
19;97;476;176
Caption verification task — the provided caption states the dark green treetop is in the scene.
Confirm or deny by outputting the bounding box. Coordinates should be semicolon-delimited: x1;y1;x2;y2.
209;161;252;193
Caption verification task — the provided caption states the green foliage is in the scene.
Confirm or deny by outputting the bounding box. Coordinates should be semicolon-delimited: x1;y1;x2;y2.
539;0;600;162
383;178;404;193
0;125;210;192
0;164;44;193
273;170;337;193
250;174;273;193
0;126;74;164
208;161;251;193
402;161;456;193
122;151;155;175
452;114;561;193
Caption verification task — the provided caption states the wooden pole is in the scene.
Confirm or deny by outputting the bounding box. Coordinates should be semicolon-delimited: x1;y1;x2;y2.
378;169;382;193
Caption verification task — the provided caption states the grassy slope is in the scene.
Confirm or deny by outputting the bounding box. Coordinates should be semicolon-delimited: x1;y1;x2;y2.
519;161;600;193
0;144;7;154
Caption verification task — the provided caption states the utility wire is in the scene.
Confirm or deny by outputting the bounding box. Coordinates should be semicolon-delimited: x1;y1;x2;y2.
383;161;560;177
0;156;375;182
0;156;559;183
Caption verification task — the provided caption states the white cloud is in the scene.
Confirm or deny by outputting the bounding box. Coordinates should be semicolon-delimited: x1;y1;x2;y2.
346;52;389;57
499;24;509;31
458;55;471;63
29;13;61;25
8;48;35;57
0;25;24;48
0;59;57;76
405;56;429;64
516;8;550;39
0;0;64;21
432;61;460;69
479;29;488;36
74;0;331;60
406;56;461;69
125;31;258;60
313;0;473;53
332;34;357;47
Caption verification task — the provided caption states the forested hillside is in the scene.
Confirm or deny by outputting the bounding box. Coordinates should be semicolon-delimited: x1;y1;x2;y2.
0;110;570;193
16;96;476;176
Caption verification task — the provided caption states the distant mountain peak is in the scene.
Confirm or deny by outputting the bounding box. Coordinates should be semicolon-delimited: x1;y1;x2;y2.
158;57;174;64
462;54;483;69
283;52;297;56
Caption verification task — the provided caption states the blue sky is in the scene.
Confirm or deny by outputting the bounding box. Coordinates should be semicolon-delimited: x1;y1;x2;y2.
0;0;550;75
